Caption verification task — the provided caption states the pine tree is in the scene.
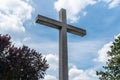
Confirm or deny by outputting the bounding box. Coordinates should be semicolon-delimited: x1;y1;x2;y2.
0;34;49;80
96;35;120;80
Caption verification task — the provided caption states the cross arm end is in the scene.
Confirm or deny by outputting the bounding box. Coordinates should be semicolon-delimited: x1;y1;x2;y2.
67;25;86;37
35;14;62;30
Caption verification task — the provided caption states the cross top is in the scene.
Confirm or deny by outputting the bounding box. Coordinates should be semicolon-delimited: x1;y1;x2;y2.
59;8;66;23
36;8;86;80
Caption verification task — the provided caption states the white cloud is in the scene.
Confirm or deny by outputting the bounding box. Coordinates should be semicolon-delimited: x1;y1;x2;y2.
100;0;120;8
54;0;120;23
54;0;97;23
69;66;98;80
44;54;99;80
94;42;112;63
0;0;33;32
108;0;120;9
46;54;58;70
94;33;120;63
44;75;57;80
102;0;112;3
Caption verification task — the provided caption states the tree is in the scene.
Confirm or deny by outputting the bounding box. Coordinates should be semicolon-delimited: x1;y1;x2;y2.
0;34;49;80
96;35;120;80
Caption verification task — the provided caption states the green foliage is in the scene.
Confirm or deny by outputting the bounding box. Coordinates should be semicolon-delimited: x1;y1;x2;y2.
96;36;120;80
0;34;49;80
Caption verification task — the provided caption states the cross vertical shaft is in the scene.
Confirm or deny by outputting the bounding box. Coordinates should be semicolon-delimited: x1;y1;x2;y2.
59;9;68;80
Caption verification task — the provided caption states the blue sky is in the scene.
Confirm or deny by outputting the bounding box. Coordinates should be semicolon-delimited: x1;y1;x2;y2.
0;0;120;80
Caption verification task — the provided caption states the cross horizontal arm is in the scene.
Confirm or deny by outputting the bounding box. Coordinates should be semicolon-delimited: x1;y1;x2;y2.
36;14;86;37
67;25;86;36
36;15;62;29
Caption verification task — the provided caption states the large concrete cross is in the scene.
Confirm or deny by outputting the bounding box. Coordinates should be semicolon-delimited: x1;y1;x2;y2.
36;8;86;80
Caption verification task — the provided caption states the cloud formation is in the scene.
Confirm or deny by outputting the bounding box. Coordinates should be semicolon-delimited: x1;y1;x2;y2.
54;0;120;22
54;0;97;23
69;66;98;80
46;54;58;70
94;34;120;64
44;54;98;80
94;42;112;63
0;0;33;32
103;0;120;9
44;75;57;80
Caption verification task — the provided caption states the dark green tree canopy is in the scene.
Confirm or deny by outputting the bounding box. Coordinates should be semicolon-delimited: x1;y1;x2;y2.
0;34;49;80
96;35;120;80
